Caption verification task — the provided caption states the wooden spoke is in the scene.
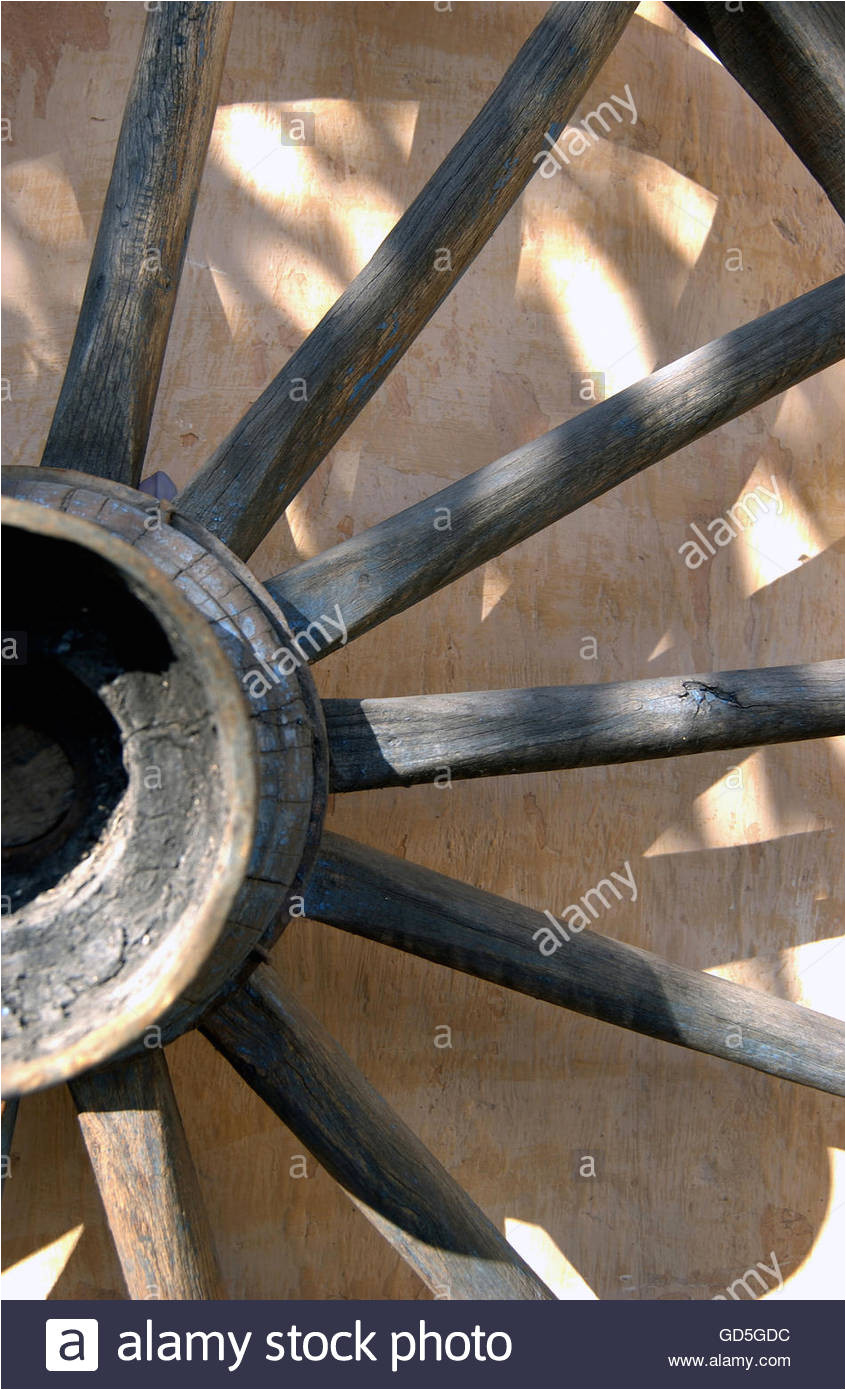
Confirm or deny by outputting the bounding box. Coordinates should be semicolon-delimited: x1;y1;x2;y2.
69;1049;223;1300
40;3;234;487
324;660;845;791
266;277;844;657
203;964;554;1300
670;2;844;216
304;834;845;1097
177;1;636;557
1;1098;19;1197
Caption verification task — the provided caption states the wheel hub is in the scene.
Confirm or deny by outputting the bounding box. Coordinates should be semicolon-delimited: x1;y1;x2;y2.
1;469;328;1096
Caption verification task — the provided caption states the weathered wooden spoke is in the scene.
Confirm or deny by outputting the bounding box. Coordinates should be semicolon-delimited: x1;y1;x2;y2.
267;277;844;657
304;834;845;1097
40;2;233;488
176;1;636;558
69;1049;223;1300
203;964;554;1300
324;660;845;791
670;2;845;216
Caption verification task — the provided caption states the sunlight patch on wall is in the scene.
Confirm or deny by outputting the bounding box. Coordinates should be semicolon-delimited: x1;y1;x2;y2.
636;0;721;60
762;1150;845;1299
1;221;47;340
528;244;653;396
2;151;86;247
209;101;419;328
626;149;718;266
343;200;404;276
772;379;845;538
2;195;83;347
517;152;716;396
1;1224;84;1300
505;1218;597;1299
214;105;312;198
285;447;362;560
729;469;827;597
707;937;844;1019
213;101;418;201
647;629;674;662
643;750;832;857
205;231;347;339
480;560;511;623
740;512;819;595
780;936;844;1018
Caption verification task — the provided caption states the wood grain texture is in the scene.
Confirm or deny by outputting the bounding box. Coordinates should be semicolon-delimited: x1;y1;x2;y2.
670;2;845;216
39;2;233;487
203;963;555;1300
177;1;636;557
267;277;845;655
324;660;845;790
69;1049;223;1299
305;833;845;1095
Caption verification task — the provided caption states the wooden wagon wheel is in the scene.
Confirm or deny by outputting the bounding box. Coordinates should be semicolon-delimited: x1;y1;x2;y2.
2;1;844;1301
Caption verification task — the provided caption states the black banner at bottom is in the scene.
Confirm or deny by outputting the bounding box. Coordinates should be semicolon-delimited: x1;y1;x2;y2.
2;1298;842;1390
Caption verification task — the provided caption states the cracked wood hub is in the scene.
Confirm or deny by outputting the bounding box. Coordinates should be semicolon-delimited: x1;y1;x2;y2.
1;473;327;1097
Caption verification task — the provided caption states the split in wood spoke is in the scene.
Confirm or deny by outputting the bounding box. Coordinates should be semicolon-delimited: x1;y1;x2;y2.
69;1049;223;1300
323;660;845;791
267;277;844;657
670;1;845;216
303;833;845;1097
203;965;555;1301
176;0;636;558
40;2;234;488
